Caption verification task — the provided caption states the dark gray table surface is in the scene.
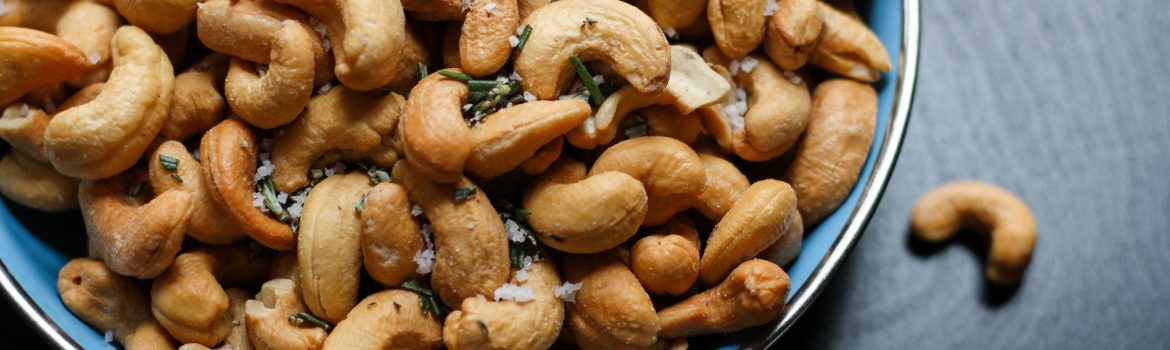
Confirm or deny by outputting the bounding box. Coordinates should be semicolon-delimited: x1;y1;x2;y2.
4;0;1170;349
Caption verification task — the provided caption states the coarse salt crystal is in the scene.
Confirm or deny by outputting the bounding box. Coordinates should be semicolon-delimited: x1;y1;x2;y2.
461;0;472;11
729;59;742;76
554;282;583;302
196;2;204;9
508;35;520;47
505;219;526;242
288;200;304;219
310;17;327;37
663;27;677;38
476;294;487;302
256;64;268;78
522;91;537;102
466;222;475;229
592;75;605;85
765;0;779;16
19;104;29;117
783;71;803;85
317;83;333;94
463;104;473;111
276;192;289;204
510;71;522;81
411;205;424;218
484;2;496;14
740;57;759;73
413;248;435;274
421;223;434;248
514;268;529;282
322;37;331;52
496;75;509;82
88;53;101;65
252;192;266;210
492;283;534;302
104;331;114;343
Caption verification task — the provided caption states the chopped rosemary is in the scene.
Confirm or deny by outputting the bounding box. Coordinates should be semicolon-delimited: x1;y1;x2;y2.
309;167;325;182
170;173;184;183
507;218;543;269
289;311;332;330
438;69;472;82
260;176;291;223
366;166;391;184
582;17;597;28
569;55;604;105
514;25;533;52
417;62;428;81
402;280;447;316
514;209;531;222
454;186;478;202
128;182;144;197
159;154;179;172
355;193;368;213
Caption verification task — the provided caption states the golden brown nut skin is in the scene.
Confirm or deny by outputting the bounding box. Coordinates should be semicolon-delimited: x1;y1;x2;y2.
0;103;51;162
58;258;177;350
202;119;295;250
81;170;193;279
0;27;89;106
160;70;227;142
630;215;700;295
809;2;891;82
459;0;520;77
400;70;473;184
708;0;766;59
564;252;660;350
444;260;565;350
523;159;648;254
467;100;592;178
0;151;79;212
322;290;443;350
700;179;798;285
244;278;327;350
151;244;274;346
658;259;790;338
763;0;823;71
149;141;246;245
693;153;749;221
298;172;373;324
361;182;426;288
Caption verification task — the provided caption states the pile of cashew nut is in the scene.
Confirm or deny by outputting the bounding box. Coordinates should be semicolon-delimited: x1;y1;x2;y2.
1;0;897;348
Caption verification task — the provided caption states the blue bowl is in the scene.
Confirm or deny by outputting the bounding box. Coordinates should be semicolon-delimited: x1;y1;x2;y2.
0;1;920;348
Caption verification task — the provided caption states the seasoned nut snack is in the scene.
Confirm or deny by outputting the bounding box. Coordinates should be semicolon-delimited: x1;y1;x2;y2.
0;0;893;347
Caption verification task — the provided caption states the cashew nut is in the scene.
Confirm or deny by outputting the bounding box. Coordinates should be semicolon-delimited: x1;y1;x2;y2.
658;259;790;338
57;0;120;87
693;153;749;221
518;0;551;19
58;258;177;350
0;103;51;162
0;150;79;212
201;119;295;250
298;172;372;323
516;0;671;100
590;136;706;226
763;0;822;71
58;81;105;111
630;215;700;295
0;27;89;106
708;0;766;59
704;49;813;162
441;21;463;69
759;211;803;267
383;21;432;95
270;86;403;192
444;260;565;350
149;141;246;244
399;70;473;184
519;136;564;176
225;20;316;129
151;244;274;346
700;179;797;285
243;278;327;350
322;289;443;350
45;26;175;179
80;170;192;279
459;0;520;77
640;105;703;145
784;79;876;225
809;2;891;82
911;181;1038;285
646;0;705;29
362;182;426;288
161;62;229;142
391;161;511;307
523;158;647;253
223;288;254;350
401;0;463;21
467;100;592;178
275;0;406;90
195;0;333;84
564;251;660;350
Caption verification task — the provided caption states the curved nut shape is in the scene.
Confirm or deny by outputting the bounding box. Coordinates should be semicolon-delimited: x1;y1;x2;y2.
202;119;295;250
516;0;670;100
195;0;333;84
784;79;876;225
564;252;660;350
275;0;406;90
115;0;199;35
45;26;175;179
658;259;790;338
400;71;473;184
696;64;736;153
362;182;426;287
590;136;706;198
642;193;693;227
693;153;749;221
57;0;120;87
519;136;564;176
58;82;106;111
0;103;50;162
460;0;520;77
699;179;797;285
763;0;822;71
225;20;316;129
0;27;89;107
809;2;891;82
0;151;79;212
58;258;176;350
759;211;803;267
641;105;703;144
647;0;705;29
733;55;812;161
151;244;274;346
298;172;372;323
708;0;766;59
630;215;700;295
81;170;193;279
467;100;592;178
323;289;443;350
568;85;670;149
270;86;403;192
911;181;1038;286
523;159;647;254
383;22;432;94
245;278;328;350
444;260;564;350
149;141;246;244
391;161;511;307
161;69;227;141
401;0;463;21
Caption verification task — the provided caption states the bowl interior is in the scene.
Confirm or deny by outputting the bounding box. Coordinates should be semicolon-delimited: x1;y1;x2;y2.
0;0;909;348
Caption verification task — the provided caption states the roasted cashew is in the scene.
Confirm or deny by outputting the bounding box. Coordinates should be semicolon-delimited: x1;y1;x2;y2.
399;70;473;184
565;251;660;350
519;136;564;176
0;150;79;212
707;49;813;162
444;260;565;350
640;105;703;145
700;179;797;285
149;141;246;244
0;103;50;162
80;170;192;279
658;259;790;338
58;81;105;111
223;289;253;350
693;153;749;221
459;0;520;77
275;0;406;90
44;26;174;179
515;0;671;100
911;181;1038;286
201;119;295;250
323;289;443;350
151;244;274;346
784;79;875;225
763;0;822;71
391;161;511;307
518;0;551;19
630;215;700;295
590;136;706;226
523;158;647;253
809;2;891;82
401;0;463;21
0;27;89;106
646;0;705;29
225;20;316;129
195;0;333;84
467;100;592;178
383;21;432;94
270;86;403;192
112;0;197;35
361;182;426;288
760;211;803;266
708;0;766;59
441;21;463;69
244;278;328;350
298;172;372;323
159;62;229;142
58;258;177;350
57;0;120;87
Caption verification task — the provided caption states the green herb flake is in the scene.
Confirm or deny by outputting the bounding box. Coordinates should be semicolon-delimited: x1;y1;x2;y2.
170;173;184;183
569;55;604;106
514;25;533;52
454;186;478;202
402;280;446;316
355;194;368;213
514;209;531;222
438;69;473;82
260;176;291;223
417;62;428;81
159;154;180;172
289;311;332;330
310;167;325;182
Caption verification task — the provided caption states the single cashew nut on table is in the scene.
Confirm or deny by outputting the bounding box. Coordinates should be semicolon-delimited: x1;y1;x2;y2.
523;158;647;254
275;0;406;91
0;27;89;107
764;0;822;71
298;172;373;323
58;258;177;350
658;259;790;338
467;100;592;178
322;289;443;350
0;150;80;212
225;20;316;129
708;0;766;59
201;119;295;250
444;260;565;350
195;0;333;84
361;182;427;288
630;215;701;295
911;181;1038;286
700;179;798;285
400;70;473;184
459;0;520;77
564;251;660;350
151;244;274;346
809;2;891;82
244;278;328;350
149;141;247;244
81;170;193;279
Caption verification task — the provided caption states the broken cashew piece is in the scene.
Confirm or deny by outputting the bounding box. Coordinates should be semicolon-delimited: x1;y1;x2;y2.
444;260;565;350
809;2;891;82
708;0;766;59
467;100;592;178
45;26;175;179
0;27;89;107
225;20;316;129
58;258;177;350
911;181;1038;286
0;103;50;161
399;70;473;184
81;170;193;279
700;179;798;285
298;172;373;324
362;182;426;288
565;251;660;350
630;215;700;295
0;151;80;212
323;289;443;350
523;158;647;254
763;0;822;71
658;259;790;338
460;0;520;77
151;244;274;346
276;0;406;90
516;0;671;100
149;141;246;245
244;279;327;350
202;119;295;250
